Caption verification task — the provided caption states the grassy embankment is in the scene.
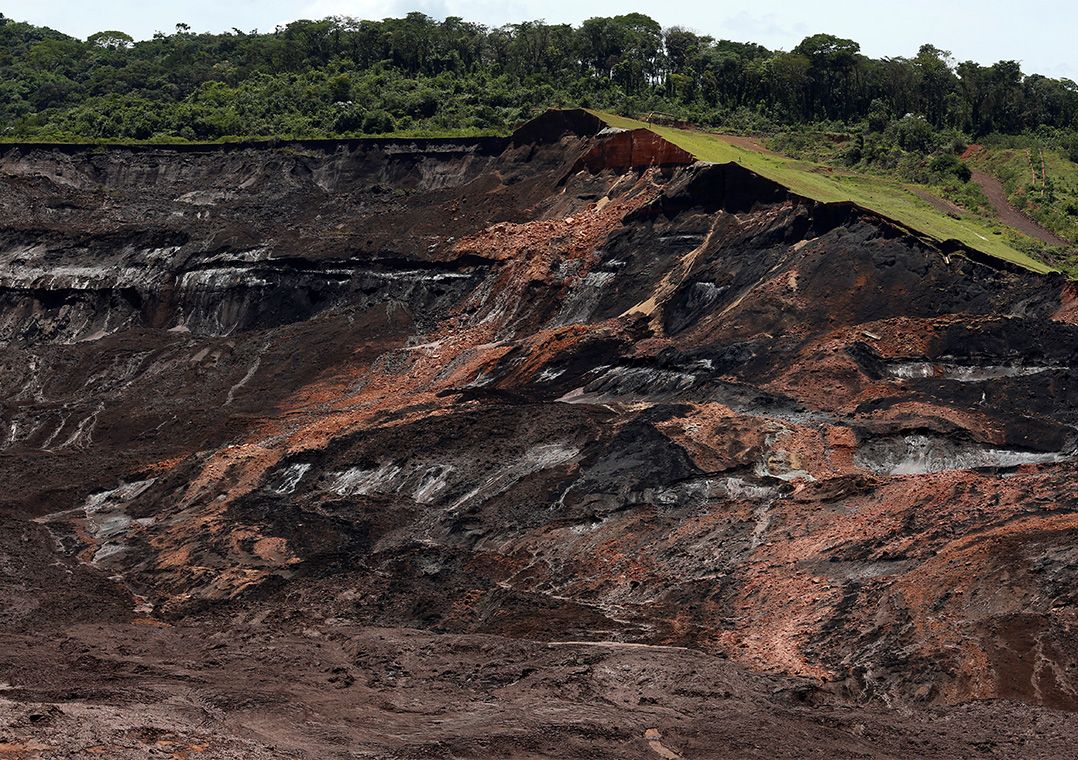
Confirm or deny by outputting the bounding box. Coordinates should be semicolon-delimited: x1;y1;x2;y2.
594;110;1058;274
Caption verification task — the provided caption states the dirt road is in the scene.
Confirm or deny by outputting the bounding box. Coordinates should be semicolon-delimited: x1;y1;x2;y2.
909;187;965;217
717;135;1070;249
969;168;1072;246
713;133;776;155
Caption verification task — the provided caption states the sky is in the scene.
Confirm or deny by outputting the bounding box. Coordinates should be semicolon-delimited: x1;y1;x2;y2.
2;0;1075;80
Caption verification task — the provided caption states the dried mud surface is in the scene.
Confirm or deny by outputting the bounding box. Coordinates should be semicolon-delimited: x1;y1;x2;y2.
1;110;1076;757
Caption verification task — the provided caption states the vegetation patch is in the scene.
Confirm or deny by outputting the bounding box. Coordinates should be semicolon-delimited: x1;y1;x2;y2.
594;111;1057;274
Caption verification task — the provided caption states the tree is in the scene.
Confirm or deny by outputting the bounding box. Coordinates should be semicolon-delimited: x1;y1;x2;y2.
88;30;134;49
893;114;935;152
983;60;1025;133
1066;134;1078;164
866;98;890;132
26;38;86;75
793;33;862;120
767;52;811;120
664;27;702;73
0;11;1076;141
914;44;956;127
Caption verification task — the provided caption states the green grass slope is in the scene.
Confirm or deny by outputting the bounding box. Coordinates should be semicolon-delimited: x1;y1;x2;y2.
594;111;1057;274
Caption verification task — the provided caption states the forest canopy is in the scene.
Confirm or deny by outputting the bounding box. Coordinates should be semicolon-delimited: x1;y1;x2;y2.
1;12;1076;141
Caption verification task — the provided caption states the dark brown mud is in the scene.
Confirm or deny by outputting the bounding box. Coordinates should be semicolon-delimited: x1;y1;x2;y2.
0;110;1076;757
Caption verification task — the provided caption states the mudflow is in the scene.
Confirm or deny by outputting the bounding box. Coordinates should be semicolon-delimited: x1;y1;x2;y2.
1;110;1077;758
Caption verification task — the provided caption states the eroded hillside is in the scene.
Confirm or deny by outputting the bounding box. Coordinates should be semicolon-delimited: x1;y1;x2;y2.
1;110;1076;758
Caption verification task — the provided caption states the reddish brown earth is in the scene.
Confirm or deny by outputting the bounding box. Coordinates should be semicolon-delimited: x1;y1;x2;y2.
711;133;775;155
962;144;1072;247
968;168;1072;246
0;110;1076;757
910;187;965;217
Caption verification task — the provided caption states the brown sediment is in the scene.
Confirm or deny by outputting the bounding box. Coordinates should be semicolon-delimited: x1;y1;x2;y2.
0;110;1076;757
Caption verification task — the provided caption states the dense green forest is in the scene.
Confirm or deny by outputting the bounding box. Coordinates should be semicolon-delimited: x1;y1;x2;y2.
1;11;1076;144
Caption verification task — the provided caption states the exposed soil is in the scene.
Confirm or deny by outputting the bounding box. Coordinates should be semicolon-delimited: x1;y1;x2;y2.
712;133;776;155
969;167;1072;246
2;622;1076;759
909;187;965;217
0;109;1076;757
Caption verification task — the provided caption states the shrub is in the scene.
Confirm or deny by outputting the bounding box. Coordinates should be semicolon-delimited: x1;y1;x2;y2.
892;115;935;153
361;109;395;134
929;153;972;182
865;98;890;133
331;103;365;133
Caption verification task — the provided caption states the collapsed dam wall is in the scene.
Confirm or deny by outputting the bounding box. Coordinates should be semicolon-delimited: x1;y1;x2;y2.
1;109;1077;756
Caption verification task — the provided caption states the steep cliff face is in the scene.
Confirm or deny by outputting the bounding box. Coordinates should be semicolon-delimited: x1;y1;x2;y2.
1;111;1076;757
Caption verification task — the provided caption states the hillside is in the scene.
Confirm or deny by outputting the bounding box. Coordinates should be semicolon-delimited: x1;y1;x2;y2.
1;12;1076;145
4;10;1076;270
596;111;1074;274
0;110;1076;757
967;143;1078;244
